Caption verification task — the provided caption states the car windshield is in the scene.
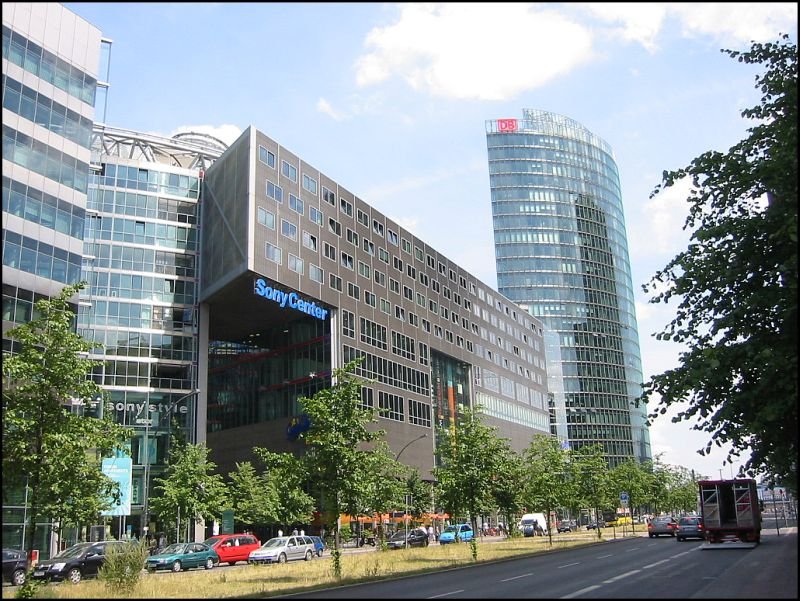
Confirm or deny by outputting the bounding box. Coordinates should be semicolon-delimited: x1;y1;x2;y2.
521;519;535;525
680;518;700;525
53;544;92;559
443;526;458;533
203;537;222;546
161;544;188;554
263;538;287;548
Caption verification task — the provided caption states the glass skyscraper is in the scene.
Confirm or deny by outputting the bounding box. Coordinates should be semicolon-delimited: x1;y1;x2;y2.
485;109;651;466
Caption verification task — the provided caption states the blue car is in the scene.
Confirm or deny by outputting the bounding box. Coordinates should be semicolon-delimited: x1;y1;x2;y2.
438;524;474;544
309;536;326;557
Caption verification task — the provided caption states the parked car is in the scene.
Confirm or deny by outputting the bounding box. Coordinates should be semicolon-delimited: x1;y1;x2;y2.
438;524;474;544
308;536;326;557
557;520;577;533
2;549;27;586
647;516;679;538
386;528;429;549
145;542;219;573
248;535;316;564
202;533;260;566
586;521;606;530
676;516;705;541
32;541;133;584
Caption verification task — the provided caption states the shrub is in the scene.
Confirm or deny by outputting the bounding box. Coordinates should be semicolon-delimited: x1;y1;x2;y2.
97;541;149;593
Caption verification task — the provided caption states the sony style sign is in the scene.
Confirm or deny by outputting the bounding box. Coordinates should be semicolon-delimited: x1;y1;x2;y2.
254;278;328;320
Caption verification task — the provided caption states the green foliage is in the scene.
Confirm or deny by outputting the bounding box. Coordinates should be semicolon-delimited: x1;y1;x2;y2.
13;573;49;599
361;441;406;544
98;541;149;593
433;406;505;540
490;444;525;534
2;282;132;553
253;448;315;527
150;438;227;541
298;357;383;577
641;35;798;495
521;435;573;542
226;461;279;527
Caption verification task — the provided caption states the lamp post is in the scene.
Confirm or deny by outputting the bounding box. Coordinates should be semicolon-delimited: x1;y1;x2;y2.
395;433;428;548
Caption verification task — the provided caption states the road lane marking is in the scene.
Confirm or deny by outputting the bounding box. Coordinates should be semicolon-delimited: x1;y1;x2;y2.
562;585;602;598
501;573;534;582
427;590;465;598
596;554;613;558
603;569;641;583
558;562;581;569
643;558;671;569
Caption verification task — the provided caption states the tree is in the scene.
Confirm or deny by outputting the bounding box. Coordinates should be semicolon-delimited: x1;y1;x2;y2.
298;357;383;577
2;283;131;554
361;441;406;546
226;461;279;530
521;434;572;544
641;35;798;495
433;406;502;542
569;444;611;540
252;448;315;530
150;438;227;542
488;442;525;538
607;459;650;532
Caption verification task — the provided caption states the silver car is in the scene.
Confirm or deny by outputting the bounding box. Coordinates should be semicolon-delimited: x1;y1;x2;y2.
248;535;315;564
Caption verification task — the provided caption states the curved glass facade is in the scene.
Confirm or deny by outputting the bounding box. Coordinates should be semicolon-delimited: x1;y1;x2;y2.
486;109;650;466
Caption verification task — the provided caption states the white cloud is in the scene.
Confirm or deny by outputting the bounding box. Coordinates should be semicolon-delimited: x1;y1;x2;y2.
630;176;693;258
577;3;668;52
354;3;595;100
668;2;798;47
317;97;347;121
168;124;242;146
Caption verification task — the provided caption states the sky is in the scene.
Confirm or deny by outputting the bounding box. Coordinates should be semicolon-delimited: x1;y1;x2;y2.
65;2;797;480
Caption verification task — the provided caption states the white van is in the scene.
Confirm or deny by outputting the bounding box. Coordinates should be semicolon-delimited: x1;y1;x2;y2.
518;512;548;535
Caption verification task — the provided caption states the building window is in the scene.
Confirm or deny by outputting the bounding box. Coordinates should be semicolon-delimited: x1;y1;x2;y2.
289;254;304;274
401;238;412;254
364;290;376;307
341;252;354;270
347;282;360;299
281;219;297;241
403;285;413;301
419;272;429;287
373;220;384;237
409;399;431;427
378;248;389;263
328;218;341;237
426;255;436;269
395;306;405;320
309;206;323;225
414;246;424;262
374;269;386;287
393;256;403;272
302;174;318;195
309;263;323;283
387;229;399;246
323;242;336;261
329;273;343;292
265;243;282;264
346;228;359;247
380;298;390;314
360;386;374;409
302;231;317;251
406;264;416;279
282;160;297;182
289;194;304;215
267;180;283;202
358;261;370;279
322;186;335;206
257;206;275;229
357;209;369;227
419;342;429;366
258;145;276;168
378;391;404;422
340;198;353;217
389;278;400;295
342;310;355;337
363;238;374;256
360;317;387;349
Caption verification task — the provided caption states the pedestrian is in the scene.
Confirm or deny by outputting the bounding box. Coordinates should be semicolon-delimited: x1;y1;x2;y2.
292;528;298;536
427;524;434;542
300;529;305;536
278;529;283;537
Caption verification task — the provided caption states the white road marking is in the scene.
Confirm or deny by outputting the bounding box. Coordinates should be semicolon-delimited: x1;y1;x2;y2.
501;573;534;582
596;554;613;559
427;590;465;598
562;585;602;598
643;558;671;569
558;562;581;568
603;569;641;583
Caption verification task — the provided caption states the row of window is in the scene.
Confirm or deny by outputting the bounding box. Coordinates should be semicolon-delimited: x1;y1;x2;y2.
3;176;85;239
3;124;90;193
83;243;195;278
3;230;82;284
77;326;195;361
3;75;93;148
78;299;192;331
84;274;195;305
343;345;429;396
359;386;432;428
86;215;196;250
96;163;200;198
476;391;550;432
88;186;198;224
2;25;97;105
2;284;59;325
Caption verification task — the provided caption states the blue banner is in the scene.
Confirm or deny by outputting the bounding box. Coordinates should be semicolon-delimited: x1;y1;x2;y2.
101;456;132;516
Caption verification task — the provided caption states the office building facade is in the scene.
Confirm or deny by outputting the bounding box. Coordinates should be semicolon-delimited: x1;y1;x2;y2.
485;109;651;466
201;126;552;480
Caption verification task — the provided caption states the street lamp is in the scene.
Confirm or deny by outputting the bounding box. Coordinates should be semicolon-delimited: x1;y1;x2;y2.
395;433;428;548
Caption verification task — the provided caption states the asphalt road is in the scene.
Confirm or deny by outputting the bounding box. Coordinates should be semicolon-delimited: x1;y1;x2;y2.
283;526;797;599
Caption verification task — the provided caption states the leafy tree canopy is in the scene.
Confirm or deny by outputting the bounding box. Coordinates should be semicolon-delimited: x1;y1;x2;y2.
641;34;798;494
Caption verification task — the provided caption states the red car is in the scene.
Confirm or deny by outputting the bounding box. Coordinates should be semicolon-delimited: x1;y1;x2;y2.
647;516;678;537
202;534;260;565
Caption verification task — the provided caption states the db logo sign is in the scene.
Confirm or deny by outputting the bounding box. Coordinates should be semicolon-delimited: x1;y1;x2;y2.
497;119;518;132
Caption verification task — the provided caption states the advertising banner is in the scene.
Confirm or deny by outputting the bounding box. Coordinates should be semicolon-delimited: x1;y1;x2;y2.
101;456;132;516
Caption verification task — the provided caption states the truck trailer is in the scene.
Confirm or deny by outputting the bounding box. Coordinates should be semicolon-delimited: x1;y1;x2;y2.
698;478;761;547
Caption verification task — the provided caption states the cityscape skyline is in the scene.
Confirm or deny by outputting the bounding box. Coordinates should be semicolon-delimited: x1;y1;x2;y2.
52;2;800;477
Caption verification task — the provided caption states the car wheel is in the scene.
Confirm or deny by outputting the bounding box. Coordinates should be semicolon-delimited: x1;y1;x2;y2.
147;567;156;573
172;560;182;572
278;553;287;564
67;567;82;584
304;550;313;561
12;569;26;586
316;549;323;557
648;534;653;538
205;557;214;570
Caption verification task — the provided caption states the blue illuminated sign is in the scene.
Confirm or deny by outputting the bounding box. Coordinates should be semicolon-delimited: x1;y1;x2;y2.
254;278;328;320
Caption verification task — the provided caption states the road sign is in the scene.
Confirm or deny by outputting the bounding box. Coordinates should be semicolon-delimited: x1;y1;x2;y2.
620;492;629;506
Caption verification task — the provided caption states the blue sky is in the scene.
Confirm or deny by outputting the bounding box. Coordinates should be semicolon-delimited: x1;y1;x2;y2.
66;2;797;480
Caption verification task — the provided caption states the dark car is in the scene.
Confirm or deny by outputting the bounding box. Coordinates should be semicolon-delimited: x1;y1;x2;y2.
586;521;606;530
31;541;132;584
647;516;678;538
676;516;705;541
557;520;577;533
386;528;429;549
2;549;27;586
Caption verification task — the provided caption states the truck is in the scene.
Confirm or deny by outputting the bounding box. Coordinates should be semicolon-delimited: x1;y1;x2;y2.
698;478;761;546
